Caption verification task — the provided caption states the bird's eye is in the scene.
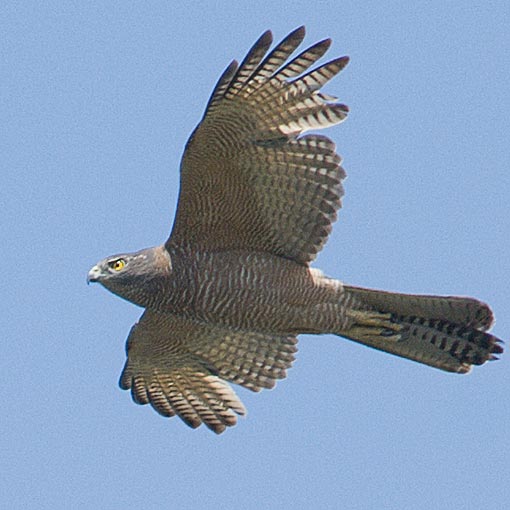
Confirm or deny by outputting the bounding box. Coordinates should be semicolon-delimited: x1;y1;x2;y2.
108;258;126;271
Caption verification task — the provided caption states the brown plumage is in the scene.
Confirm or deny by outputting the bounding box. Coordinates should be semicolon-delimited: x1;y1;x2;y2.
88;27;503;434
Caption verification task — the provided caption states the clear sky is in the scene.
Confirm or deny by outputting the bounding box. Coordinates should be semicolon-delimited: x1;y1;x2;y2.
3;1;509;509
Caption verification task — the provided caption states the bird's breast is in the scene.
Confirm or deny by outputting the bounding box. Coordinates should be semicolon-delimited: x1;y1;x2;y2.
159;248;330;332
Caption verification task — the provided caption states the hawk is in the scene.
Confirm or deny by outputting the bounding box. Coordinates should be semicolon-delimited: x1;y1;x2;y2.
88;27;503;433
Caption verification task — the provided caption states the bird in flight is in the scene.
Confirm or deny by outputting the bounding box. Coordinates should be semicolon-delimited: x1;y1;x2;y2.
88;27;503;434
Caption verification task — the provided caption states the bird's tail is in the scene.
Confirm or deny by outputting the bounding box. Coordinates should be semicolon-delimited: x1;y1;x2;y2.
339;285;503;373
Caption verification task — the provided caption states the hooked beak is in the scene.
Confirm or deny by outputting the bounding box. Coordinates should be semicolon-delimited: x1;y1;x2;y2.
87;264;102;284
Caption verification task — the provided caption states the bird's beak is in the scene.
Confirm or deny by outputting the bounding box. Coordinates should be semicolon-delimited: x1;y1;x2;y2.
87;264;102;284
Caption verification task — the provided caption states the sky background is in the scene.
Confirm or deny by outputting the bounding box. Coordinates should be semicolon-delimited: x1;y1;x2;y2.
2;1;509;509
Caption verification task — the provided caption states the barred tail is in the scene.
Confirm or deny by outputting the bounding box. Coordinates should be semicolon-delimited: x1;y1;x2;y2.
340;285;503;373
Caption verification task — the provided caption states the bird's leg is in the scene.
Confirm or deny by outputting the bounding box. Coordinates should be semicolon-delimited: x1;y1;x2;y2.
345;310;403;341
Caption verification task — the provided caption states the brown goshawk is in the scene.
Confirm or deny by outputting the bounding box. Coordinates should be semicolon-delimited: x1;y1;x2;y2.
88;27;503;433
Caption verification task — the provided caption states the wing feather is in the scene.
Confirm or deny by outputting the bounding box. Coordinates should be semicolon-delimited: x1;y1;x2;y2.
248;26;306;82
119;311;297;433
169;27;349;264
225;30;273;98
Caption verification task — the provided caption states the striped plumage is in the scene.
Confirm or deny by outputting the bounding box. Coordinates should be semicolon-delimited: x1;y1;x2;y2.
119;311;297;431
88;27;503;434
171;27;347;263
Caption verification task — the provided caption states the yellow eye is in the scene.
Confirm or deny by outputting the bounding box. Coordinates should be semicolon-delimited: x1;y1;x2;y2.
109;258;126;271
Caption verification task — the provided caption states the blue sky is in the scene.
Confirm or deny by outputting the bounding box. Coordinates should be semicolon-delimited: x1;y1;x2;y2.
3;1;509;509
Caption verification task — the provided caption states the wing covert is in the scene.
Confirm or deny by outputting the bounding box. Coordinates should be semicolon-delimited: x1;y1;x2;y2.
168;27;349;264
119;311;297;433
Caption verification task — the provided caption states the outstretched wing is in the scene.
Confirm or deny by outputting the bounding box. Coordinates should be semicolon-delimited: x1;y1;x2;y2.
119;311;297;433
167;27;349;265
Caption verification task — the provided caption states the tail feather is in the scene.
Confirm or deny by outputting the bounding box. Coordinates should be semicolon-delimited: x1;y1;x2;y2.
344;284;493;330
341;286;503;373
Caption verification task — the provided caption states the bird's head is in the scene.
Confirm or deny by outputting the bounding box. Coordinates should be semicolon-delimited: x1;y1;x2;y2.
87;246;171;307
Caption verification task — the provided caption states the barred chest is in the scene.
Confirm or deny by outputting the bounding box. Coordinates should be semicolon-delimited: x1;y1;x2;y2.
157;246;325;331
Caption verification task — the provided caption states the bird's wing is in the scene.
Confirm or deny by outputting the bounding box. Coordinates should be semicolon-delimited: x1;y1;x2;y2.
119;310;297;433
167;27;349;265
